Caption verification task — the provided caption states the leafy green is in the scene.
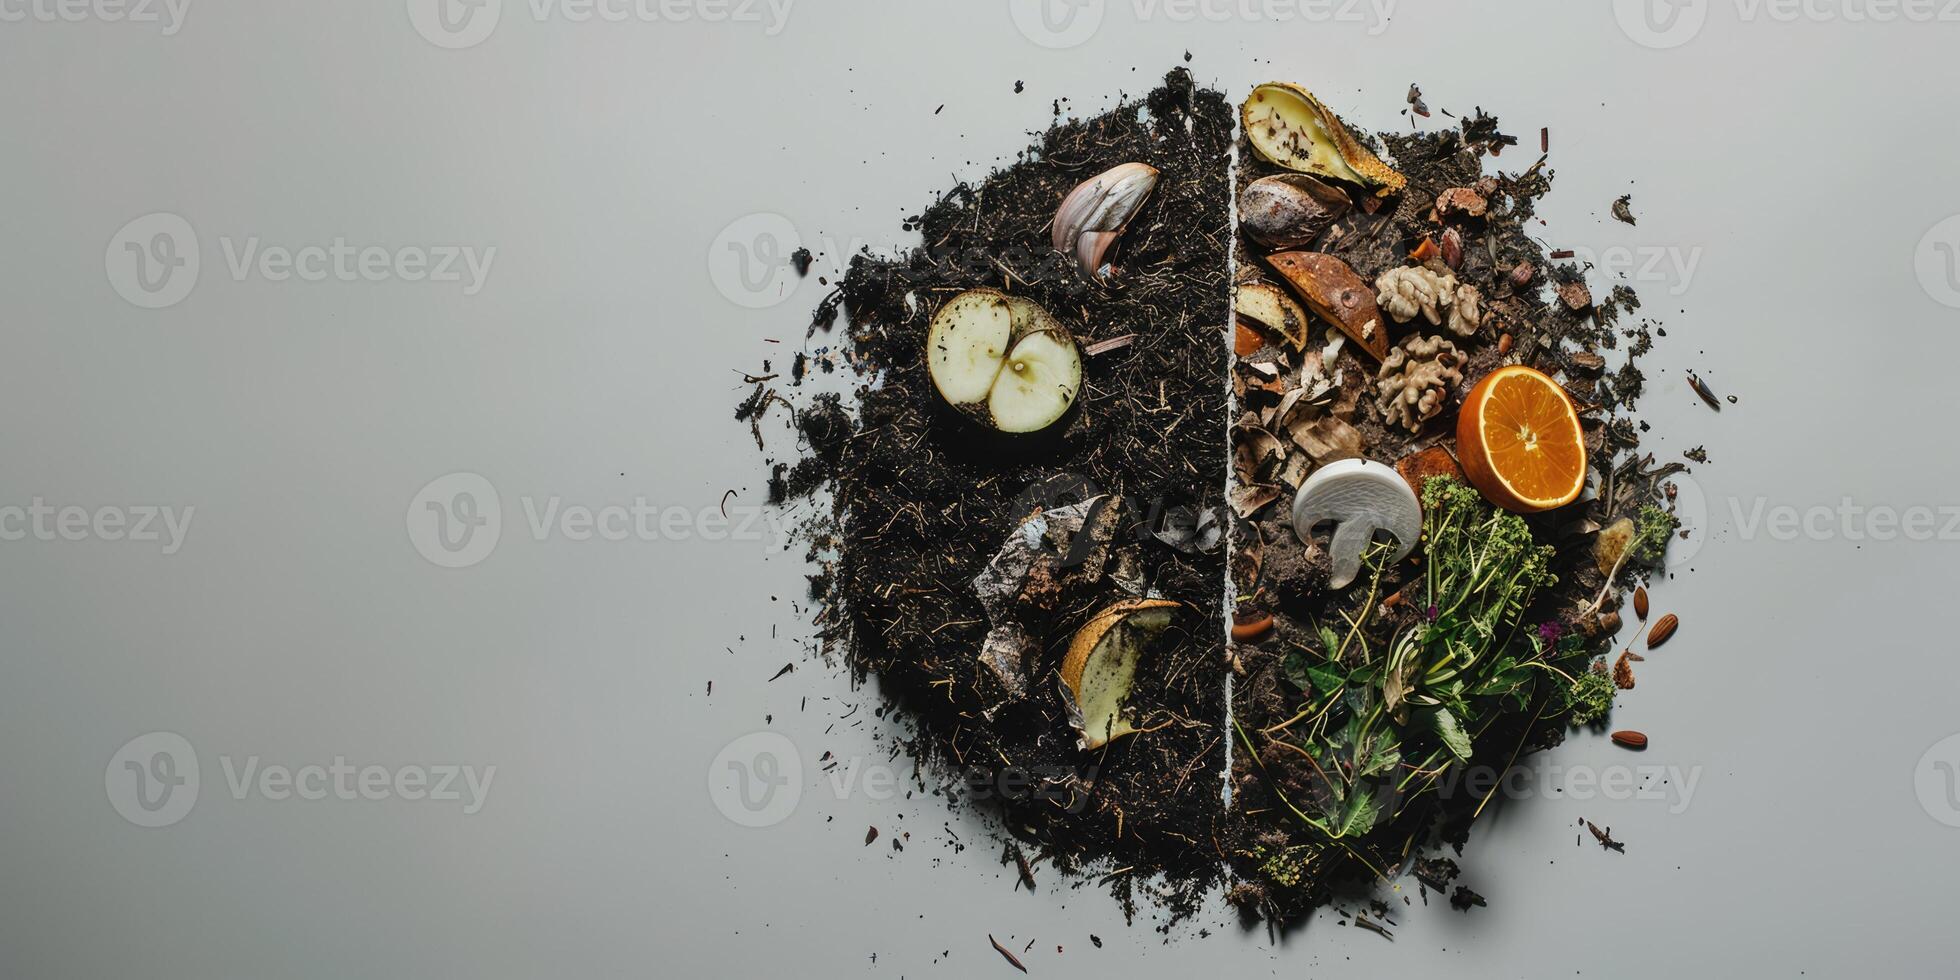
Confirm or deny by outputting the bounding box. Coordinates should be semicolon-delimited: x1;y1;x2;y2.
1431;709;1472;763
1248;478;1566;849
1628;504;1679;566
1564;668;1616;727
1588;503;1680;613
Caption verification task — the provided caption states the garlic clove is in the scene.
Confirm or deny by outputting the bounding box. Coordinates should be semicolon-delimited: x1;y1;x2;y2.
1291;459;1422;590
1053;162;1160;276
1075;230;1122;277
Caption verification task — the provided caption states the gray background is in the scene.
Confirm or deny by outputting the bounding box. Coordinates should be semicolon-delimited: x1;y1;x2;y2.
4;1;1959;976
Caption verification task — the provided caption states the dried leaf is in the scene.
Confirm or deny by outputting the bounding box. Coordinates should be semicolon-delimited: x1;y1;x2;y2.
1230;484;1284;518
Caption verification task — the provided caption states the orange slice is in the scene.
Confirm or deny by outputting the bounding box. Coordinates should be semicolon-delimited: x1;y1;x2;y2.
1455;366;1586;513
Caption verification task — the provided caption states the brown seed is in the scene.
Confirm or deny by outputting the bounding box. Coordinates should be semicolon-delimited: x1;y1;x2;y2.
1610;731;1649;750
1440;228;1464;269
1231;611;1275;642
1496;332;1514;355
1633;587;1649;621
1646;613;1678;649
1509;261;1535;289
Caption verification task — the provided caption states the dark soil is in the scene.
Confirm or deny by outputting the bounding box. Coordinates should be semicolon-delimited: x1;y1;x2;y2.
765;68;1238;920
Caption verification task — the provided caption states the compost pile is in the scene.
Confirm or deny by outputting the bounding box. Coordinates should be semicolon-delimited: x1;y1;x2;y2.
741;67;1701;929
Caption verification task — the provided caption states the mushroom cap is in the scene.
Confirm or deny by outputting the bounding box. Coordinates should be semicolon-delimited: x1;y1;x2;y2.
1291;459;1423;589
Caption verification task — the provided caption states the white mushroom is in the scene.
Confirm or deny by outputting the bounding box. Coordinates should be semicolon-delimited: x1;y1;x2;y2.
1291;459;1422;590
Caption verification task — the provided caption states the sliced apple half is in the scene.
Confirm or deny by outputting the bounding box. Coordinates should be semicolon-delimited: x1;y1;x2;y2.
1242;82;1406;197
926;288;1082;433
1058;598;1180;750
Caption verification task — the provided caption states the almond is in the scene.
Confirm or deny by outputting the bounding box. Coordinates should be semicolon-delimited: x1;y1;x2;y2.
1646;613;1678;649
1633;586;1649;621
1610;730;1648;750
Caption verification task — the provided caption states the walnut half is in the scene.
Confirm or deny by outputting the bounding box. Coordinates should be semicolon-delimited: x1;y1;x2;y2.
1374;261;1485;338
1375;334;1464;432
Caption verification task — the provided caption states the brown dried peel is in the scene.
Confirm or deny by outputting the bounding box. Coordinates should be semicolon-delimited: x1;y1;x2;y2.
1266;251;1387;361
